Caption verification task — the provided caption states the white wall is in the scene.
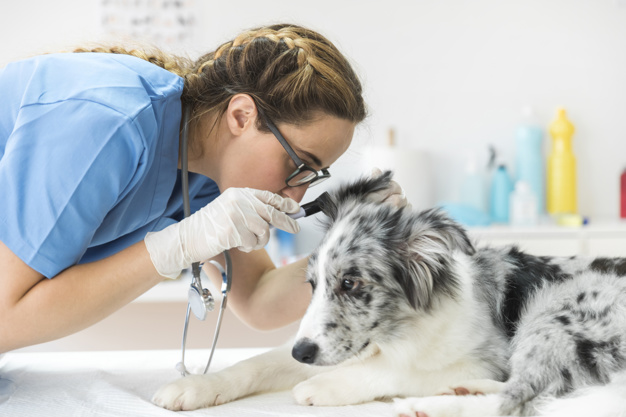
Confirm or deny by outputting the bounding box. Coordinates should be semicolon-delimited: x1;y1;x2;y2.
2;0;625;220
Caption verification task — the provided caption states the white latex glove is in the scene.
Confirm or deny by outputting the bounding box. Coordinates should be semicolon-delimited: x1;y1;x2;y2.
145;188;300;279
367;167;410;208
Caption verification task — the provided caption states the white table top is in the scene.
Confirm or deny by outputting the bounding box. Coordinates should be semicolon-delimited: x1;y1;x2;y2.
0;348;392;416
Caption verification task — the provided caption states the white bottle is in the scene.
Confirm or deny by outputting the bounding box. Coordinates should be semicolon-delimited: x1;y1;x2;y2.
509;180;538;227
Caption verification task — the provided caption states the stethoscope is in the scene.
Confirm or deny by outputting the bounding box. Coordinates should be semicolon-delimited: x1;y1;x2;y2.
175;106;232;377
174;106;330;376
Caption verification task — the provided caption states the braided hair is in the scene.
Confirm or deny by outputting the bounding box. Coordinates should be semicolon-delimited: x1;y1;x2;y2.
75;24;366;138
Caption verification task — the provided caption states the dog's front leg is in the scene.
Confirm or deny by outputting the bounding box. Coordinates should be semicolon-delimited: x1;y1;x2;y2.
154;343;322;411
292;353;406;406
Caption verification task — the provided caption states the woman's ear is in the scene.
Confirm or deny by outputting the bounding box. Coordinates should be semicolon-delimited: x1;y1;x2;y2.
225;94;257;135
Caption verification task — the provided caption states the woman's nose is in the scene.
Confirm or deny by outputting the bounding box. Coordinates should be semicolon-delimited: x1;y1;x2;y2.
282;184;308;203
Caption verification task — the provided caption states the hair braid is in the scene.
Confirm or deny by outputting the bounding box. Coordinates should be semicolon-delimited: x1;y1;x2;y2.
73;45;192;77
184;24;365;130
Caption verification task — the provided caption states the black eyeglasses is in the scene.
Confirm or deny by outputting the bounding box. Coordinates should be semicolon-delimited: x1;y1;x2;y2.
256;105;330;188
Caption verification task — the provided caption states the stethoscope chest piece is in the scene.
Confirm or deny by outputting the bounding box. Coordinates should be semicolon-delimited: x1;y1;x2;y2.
178;257;231;376
182;268;214;321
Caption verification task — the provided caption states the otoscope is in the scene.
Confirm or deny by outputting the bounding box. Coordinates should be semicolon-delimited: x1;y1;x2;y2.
287;191;331;220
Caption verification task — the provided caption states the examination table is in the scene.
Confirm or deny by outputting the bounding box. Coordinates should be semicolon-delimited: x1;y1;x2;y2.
0;348;393;416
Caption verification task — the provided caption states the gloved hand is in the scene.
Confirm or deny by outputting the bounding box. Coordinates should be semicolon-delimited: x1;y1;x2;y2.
145;188;300;279
366;167;410;208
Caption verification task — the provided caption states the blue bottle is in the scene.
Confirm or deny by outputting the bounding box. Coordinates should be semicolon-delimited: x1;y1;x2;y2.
490;164;514;223
515;107;544;213
460;153;487;214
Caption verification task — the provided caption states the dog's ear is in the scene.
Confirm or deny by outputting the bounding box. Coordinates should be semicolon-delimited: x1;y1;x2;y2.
319;170;395;227
414;208;475;256
402;209;474;310
330;170;395;207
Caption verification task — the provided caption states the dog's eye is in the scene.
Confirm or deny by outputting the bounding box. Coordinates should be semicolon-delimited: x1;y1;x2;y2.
341;278;360;292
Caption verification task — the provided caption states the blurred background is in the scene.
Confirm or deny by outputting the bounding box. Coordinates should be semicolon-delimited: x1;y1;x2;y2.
3;0;626;351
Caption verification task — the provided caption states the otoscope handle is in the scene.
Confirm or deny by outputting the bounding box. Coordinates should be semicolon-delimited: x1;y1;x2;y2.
288;207;306;220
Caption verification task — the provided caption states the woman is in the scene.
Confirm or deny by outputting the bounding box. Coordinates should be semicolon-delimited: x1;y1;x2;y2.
0;24;402;352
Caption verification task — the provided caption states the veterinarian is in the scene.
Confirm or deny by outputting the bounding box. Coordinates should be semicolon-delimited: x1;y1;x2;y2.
0;24;406;353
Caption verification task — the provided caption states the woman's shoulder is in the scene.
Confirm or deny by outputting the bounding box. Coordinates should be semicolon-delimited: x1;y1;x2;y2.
4;52;184;118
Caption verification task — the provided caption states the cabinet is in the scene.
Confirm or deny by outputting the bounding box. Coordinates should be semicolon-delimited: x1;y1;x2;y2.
468;220;626;257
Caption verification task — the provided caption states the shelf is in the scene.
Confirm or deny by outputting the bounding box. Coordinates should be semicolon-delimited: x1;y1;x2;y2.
468;218;626;238
468;218;626;257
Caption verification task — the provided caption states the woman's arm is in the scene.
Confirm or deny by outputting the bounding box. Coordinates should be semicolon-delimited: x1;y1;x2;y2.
205;249;312;331
0;240;163;353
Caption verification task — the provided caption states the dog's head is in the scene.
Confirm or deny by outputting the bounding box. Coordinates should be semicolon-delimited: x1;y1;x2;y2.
292;171;475;366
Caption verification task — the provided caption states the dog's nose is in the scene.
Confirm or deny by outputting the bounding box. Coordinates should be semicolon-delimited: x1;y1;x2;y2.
292;338;319;364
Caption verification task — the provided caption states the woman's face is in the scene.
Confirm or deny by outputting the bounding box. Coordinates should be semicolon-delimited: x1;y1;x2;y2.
216;112;355;203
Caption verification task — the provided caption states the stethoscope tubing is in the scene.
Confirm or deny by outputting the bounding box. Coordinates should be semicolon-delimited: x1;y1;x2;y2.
178;105;232;377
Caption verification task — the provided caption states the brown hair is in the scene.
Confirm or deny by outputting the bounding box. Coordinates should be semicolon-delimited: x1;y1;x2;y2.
75;24;366;134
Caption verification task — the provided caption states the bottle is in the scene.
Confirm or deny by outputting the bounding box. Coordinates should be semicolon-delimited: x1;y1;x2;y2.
515;107;544;213
547;108;577;214
509;180;538;226
460;152;487;214
490;164;514;223
620;168;626;219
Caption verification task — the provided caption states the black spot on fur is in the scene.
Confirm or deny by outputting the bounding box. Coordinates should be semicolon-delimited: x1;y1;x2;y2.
555;315;571;326
359;292;373;306
370;272;384;283
559;368;574;394
598;306;611;319
344;266;361;278
346;244;360;254
577;292;586;303
501;247;572;337
590;257;626;277
325;322;338;330
590;258;613;274
574;335;620;383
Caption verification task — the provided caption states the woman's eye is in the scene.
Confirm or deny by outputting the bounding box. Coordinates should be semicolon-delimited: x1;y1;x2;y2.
341;278;360;292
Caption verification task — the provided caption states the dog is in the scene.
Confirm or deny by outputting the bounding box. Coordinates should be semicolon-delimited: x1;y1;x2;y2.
153;171;626;416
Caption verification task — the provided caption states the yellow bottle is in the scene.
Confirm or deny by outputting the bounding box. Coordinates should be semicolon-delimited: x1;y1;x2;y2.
547;108;577;214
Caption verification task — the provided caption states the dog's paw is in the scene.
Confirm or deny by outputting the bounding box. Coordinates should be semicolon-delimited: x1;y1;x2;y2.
293;376;352;406
393;394;501;417
394;396;450;417
152;374;236;411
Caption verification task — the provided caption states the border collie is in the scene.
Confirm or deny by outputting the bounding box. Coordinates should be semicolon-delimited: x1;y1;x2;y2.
154;171;626;416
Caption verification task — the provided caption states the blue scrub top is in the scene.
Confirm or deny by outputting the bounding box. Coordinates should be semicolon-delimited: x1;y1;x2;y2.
0;53;220;278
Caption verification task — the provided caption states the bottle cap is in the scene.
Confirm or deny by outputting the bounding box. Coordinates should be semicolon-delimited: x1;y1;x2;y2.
549;108;575;139
515;180;531;194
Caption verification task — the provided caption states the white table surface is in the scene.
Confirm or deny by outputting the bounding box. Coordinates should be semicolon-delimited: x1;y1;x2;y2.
0;348;393;416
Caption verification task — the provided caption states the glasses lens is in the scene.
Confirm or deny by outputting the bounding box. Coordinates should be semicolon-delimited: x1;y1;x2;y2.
287;169;317;187
309;175;329;187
